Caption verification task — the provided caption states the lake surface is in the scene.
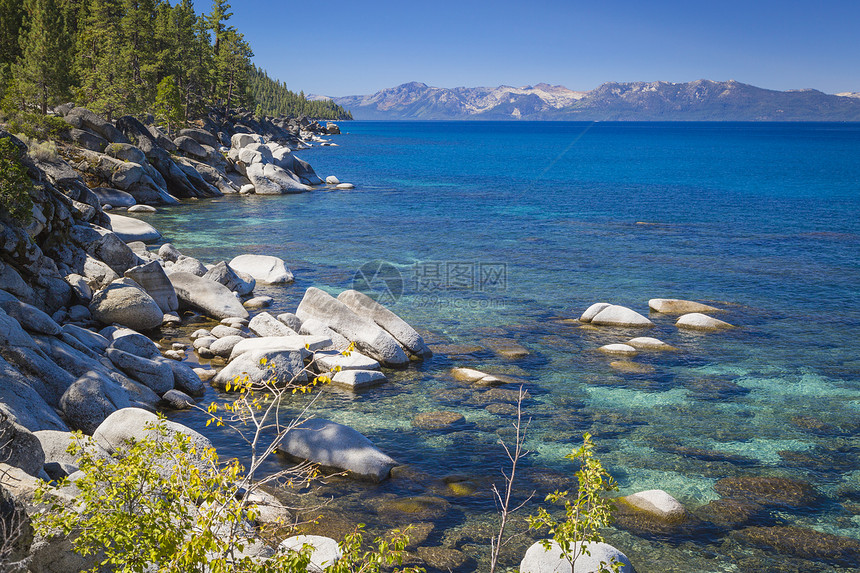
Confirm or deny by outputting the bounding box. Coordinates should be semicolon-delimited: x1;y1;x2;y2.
148;121;860;572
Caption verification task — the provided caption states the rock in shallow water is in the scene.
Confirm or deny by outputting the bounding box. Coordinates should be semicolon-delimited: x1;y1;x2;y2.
519;539;633;573
229;254;293;284
676;312;734;331
168;272;249;320
714;476;823;510
280;418;397;482
107;213;161;243
279;535;341;572
649;298;721;314
590;305;654;328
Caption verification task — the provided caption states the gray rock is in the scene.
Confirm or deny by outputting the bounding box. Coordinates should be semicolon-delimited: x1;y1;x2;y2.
675;313;734;331
106;347;173;395
228;336;327;361
248;312;297;337
35;429;112;469
649;298;721;314
202;261;255;296
325;176;340;185
299;317;351;351
71;223;143;275
243;296;273;309
158;242;182;263
93;407;212;455
579;302;612;323
81;255;120;290
231;133;264;149
64;107;130;144
68;127;108;152
210;324;245;338
213;349;307;389
296;287;409;367
157;356;205;397
91;187;136;207
107;327;161;359
60;370;133;434
590;305;654;328
162;389;193;409
0;356;68;432
62;324;110;354
107;213;161;243
337;289;431;358
124;260;178;312
0;413;46;476
167;255;209;277
277;312;302;332
174;135;208;160
329;369;387;391
127;204;156;213
621;489;686;521
90;280;164;331
67;304;92;322
168;272;249;320
280;418;396;482
178;128;220;149
313;349;380;372
209;335;245;357
146;124;177;151
0;260;35;304
0;290;61;335
65;272;94;302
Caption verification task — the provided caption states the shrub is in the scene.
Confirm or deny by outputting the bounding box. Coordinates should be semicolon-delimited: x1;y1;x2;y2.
15;134;58;162
4;111;68;141
0;137;34;223
526;432;623;573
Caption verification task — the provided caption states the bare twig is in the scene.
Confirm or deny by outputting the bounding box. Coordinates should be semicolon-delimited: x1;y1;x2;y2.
489;385;534;573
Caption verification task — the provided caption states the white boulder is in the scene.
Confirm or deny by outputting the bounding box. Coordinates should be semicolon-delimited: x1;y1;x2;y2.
107;213;161;243
649;298;721;314
676;313;734;331
579;302;611;323
229;254;293;284
337;289;431;359
590;305;653;328
279;535;342;572
168;272;249;320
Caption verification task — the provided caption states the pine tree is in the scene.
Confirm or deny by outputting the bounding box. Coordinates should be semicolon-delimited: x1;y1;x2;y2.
15;0;71;114
119;0;159;113
215;27;251;114
74;0;127;120
153;75;182;135
0;0;25;67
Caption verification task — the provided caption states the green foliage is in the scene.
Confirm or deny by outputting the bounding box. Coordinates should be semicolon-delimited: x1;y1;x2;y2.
248;65;353;120
3;109;68;140
527;432;622;573
16;133;59;161
15;0;73;114
325;526;422;573
0;137;34;223
153;75;183;135
33;422;316;573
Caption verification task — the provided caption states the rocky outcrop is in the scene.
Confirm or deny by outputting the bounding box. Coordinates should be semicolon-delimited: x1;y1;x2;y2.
296;287;409;367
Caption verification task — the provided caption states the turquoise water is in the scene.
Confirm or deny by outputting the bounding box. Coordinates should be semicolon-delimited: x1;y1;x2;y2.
150;122;860;571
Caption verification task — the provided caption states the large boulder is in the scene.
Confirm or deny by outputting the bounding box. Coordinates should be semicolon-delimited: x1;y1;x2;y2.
519;540;633;573
213;348;307;389
337;290;430;359
168;272;249;320
279;418;397;482
0;356;69;432
245;162;311;194
589;305;653;328
93;407;212;455
167;255;209;277
64;107;130;144
579;302;612;323
228;254;293;284
313;349;380;372
124;260;178;313
107;213;161;243
70;223;143;275
178;128;220;149
90;280;164;331
35;429;112;469
59;370;133;434
296;287;409;367
106;327;161;359
202;261;255;296
649;298;721;314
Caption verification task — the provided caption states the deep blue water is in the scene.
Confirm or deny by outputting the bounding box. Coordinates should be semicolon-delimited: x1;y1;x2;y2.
149;122;860;572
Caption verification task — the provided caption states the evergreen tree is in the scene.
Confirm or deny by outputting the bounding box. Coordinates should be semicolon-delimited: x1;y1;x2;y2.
119;0;159;113
74;0;127;119
0;0;25;67
215;27;252;114
153;75;182;134
206;0;231;58
15;0;71;114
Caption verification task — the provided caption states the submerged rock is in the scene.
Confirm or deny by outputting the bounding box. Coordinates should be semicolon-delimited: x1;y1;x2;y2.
626;336;676;351
732;525;860;567
649;298;721;314
598;343;638;356
412;411;465;430
714;476;823;510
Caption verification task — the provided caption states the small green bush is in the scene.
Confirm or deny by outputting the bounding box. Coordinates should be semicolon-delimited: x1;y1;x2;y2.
4;110;68;141
0;137;34;223
15;134;58;162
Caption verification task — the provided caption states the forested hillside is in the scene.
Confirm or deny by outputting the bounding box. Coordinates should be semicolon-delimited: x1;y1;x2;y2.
0;0;351;123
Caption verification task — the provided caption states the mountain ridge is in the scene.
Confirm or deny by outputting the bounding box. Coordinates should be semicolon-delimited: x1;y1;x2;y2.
316;80;860;121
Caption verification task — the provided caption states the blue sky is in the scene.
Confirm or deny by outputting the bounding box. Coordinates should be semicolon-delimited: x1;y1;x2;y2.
219;0;859;96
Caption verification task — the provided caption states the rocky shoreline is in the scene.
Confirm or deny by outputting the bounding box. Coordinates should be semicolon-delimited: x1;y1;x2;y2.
2;109;859;572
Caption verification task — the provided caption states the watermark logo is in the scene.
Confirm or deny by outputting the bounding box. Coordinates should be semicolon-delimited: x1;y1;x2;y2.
352;260;404;305
353;260;508;307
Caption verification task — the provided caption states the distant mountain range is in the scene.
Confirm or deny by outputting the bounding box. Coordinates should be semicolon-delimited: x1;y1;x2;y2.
314;80;860;121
